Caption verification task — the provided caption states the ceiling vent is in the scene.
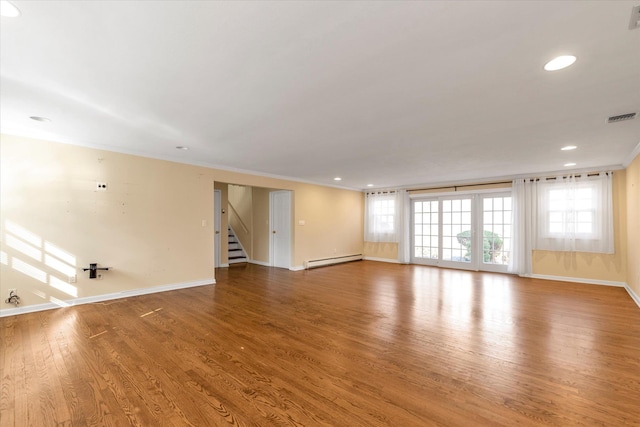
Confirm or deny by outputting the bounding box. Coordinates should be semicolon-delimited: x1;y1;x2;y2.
630;5;640;30
607;112;637;123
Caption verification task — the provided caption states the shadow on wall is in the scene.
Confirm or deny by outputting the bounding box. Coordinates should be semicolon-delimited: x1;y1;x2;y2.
2;220;78;307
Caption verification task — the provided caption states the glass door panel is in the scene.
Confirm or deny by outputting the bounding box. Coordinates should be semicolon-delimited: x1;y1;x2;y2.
481;194;512;272
412;200;439;265
440;197;473;268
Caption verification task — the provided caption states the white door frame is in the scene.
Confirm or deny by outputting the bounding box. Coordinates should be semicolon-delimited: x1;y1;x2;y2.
214;189;221;268
269;190;292;269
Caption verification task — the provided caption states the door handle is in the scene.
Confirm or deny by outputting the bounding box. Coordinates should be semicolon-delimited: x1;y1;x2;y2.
215;231;220;234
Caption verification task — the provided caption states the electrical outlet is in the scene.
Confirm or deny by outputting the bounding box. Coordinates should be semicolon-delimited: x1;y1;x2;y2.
69;275;76;283
96;182;108;191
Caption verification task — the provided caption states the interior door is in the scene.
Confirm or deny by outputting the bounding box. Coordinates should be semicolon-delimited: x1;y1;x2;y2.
270;191;291;269
214;189;221;268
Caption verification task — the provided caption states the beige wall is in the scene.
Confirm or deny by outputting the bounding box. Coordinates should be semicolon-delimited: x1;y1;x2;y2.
1;134;215;309
252;187;271;263
364;242;399;260
293;186;364;263
1;135;364;310
626;153;640;296
532;171;627;283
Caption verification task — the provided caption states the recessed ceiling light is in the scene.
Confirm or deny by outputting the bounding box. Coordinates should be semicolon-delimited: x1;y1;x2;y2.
544;55;577;71
29;116;51;122
0;1;21;17
561;145;577;151
176;146;189;150
564;162;576;167
334;177;342;181
367;184;374;187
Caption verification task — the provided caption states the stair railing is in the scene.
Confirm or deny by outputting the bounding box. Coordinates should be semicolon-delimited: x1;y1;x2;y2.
228;201;250;234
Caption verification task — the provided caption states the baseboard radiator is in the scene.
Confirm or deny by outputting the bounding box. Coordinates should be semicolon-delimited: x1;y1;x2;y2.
305;254;363;269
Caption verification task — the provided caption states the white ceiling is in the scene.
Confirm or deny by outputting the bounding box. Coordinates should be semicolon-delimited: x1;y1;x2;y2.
1;1;639;190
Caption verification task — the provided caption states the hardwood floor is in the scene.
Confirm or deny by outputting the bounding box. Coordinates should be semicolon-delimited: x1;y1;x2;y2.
1;261;639;426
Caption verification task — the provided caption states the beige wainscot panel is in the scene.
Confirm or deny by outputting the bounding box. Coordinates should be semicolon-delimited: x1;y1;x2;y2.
363;242;399;262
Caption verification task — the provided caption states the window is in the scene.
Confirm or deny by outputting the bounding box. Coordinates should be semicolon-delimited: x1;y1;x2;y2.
536;173;613;253
544;186;594;237
365;192;399;242
373;198;395;234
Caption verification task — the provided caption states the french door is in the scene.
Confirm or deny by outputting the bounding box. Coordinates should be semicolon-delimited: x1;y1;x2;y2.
411;192;512;272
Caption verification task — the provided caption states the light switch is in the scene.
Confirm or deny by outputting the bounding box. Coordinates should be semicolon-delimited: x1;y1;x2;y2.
298;220;305;226
201;220;207;227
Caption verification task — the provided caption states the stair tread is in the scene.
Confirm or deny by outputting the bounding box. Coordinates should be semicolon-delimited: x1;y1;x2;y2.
227;227;247;262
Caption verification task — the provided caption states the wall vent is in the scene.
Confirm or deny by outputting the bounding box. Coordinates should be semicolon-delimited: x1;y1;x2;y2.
630;5;640;30
607;112;636;123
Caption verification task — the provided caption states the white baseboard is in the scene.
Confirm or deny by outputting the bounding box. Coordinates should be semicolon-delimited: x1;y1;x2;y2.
530;274;640;309
364;256;401;264
249;259;271;267
527;274;627;288
529;274;626;287
289;265;305;271
0;279;214;318
625;284;640;309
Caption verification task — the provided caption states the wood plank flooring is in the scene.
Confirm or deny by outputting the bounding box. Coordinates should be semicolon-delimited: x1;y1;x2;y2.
1;261;639;426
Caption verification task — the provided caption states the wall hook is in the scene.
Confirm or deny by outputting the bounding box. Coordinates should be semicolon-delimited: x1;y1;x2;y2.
82;263;110;279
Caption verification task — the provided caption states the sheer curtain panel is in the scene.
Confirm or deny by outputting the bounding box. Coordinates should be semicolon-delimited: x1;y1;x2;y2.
509;172;614;276
536;172;613;253
365;191;399;243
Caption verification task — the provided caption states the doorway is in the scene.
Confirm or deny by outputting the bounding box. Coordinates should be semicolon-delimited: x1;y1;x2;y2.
411;191;512;272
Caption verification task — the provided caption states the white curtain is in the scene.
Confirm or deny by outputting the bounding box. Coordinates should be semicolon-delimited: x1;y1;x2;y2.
536;172;613;253
509;179;537;276
364;191;399;243
397;190;411;264
509;172;614;276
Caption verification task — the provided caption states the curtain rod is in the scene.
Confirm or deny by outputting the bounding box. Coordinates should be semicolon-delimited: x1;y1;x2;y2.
406;172;611;193
407;180;512;193
522;172;608;183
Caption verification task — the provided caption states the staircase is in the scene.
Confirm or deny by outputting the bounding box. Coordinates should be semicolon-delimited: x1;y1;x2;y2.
228;226;248;264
